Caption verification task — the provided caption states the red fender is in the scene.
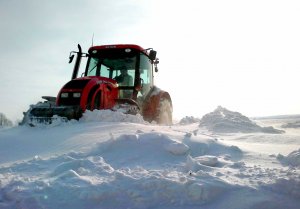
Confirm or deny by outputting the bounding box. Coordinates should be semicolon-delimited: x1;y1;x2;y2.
142;88;172;123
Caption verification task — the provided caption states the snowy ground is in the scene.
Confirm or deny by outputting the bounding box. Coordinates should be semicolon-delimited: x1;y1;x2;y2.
0;110;299;209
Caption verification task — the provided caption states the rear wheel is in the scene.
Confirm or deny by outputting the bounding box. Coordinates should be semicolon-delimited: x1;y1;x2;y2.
157;98;173;125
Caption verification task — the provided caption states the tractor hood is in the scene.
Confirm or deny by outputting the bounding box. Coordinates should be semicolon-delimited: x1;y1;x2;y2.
56;76;118;110
61;76;117;91
62;78;90;90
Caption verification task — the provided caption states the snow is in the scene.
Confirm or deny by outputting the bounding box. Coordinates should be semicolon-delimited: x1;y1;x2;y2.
277;149;300;167
282;120;300;129
199;106;284;134
149;85;162;96
81;109;146;124
0;109;300;209
179;116;200;125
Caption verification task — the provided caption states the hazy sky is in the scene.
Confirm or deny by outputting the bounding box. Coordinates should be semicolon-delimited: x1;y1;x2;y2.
1;0;300;122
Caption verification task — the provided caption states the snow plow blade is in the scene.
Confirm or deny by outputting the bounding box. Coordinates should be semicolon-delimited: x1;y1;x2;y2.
29;106;83;123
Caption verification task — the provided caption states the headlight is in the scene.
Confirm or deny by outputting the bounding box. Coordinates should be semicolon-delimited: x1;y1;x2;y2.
61;93;68;98
73;92;81;98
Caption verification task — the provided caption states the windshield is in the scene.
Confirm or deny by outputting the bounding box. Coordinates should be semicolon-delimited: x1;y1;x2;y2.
85;48;137;87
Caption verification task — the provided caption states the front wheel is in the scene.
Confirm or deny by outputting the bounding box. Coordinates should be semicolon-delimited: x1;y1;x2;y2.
156;98;173;125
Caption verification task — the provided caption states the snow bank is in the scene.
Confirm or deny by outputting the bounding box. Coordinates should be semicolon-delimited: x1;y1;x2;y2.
281;120;300;128
179;116;200;125
277;148;300;167
21;109;146;128
87;132;190;167
0;131;243;209
199;106;284;133
1;115;299;209
269;178;300;199
80;109;145;124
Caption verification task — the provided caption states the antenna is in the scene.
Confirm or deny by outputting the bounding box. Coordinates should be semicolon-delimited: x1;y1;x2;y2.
91;33;94;46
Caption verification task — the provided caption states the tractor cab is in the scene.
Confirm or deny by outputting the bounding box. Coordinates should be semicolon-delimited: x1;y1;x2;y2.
84;45;158;101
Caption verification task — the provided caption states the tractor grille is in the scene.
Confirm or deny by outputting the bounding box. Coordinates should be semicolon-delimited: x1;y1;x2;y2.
59;79;89;106
59;94;81;106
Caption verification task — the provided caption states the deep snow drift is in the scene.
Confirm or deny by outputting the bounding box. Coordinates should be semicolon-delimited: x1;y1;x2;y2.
0;109;299;209
199;106;284;133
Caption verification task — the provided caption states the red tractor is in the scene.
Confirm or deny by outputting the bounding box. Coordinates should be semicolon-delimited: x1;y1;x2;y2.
23;44;172;125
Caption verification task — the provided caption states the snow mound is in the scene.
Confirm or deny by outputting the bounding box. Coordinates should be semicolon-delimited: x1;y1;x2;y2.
199;106;284;133
185;155;221;172
0;131;244;209
281;121;300;128
1;119;299;209
269;178;300;199
80;109;145;124
179;116;201;125
88;132;189;167
0;154;234;209
277;149;300;167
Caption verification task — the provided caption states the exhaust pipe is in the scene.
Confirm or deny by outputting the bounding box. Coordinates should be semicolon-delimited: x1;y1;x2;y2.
71;44;82;80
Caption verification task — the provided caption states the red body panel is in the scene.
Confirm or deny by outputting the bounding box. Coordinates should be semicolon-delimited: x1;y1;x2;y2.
56;76;119;112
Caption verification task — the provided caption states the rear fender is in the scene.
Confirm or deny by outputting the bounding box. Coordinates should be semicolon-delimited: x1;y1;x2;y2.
142;87;172;122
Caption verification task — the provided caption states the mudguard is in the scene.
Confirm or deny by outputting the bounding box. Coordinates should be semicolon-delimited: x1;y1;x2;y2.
142;86;172;123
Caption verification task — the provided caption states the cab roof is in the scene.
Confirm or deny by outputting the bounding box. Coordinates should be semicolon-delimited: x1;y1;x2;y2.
88;44;147;54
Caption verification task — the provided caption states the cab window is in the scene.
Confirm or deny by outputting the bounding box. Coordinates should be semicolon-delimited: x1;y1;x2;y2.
86;57;111;77
139;53;152;96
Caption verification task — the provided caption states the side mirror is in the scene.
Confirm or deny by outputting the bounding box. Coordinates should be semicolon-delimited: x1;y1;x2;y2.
154;58;159;72
149;50;157;61
69;54;75;63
